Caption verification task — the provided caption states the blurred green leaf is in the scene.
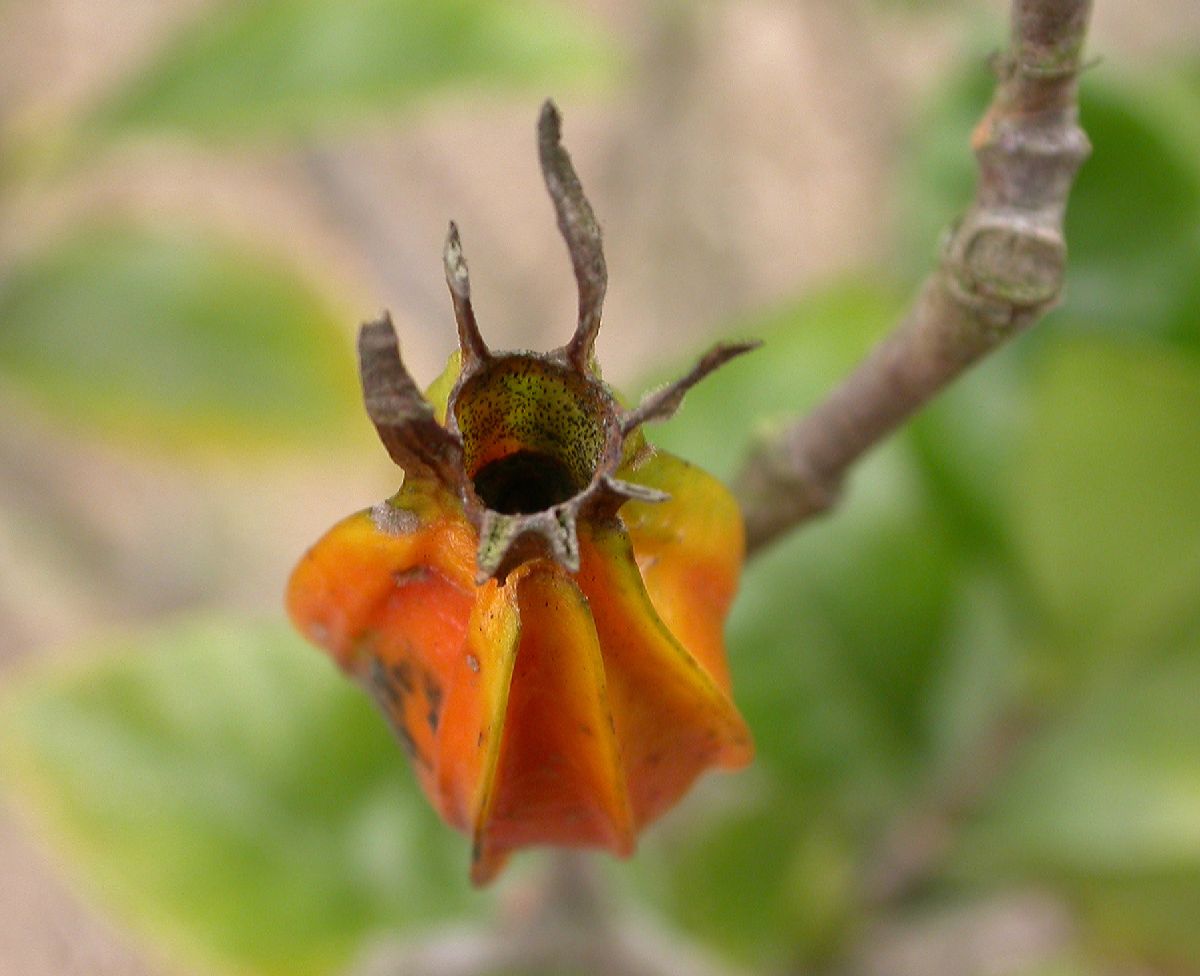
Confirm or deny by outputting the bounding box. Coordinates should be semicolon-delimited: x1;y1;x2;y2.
1153;56;1200;163
908;343;1028;561
923;573;1024;775
949;334;1200;962
81;0;617;144
0;223;358;451
953;644;1200;961
0;619;481;976
1061;78;1200;337
632;800;856;967
1163;250;1200;353
732;458;962;805
1011;336;1200;663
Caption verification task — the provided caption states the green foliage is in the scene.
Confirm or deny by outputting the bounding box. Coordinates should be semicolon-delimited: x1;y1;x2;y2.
634;801;856;966
955;647;1200;962
941;333;1200;963
0;620;481;976
1013;337;1200;665
0;223;358;451
1062;82;1200;336
81;0;617;144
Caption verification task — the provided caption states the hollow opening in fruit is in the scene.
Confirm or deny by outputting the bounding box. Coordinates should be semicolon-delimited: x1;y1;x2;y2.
454;355;614;515
473;450;578;514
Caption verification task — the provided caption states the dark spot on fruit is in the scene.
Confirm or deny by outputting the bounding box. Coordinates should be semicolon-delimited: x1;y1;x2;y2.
369;658;404;706
396;724;415;754
391;661;415;694
422;672;444;711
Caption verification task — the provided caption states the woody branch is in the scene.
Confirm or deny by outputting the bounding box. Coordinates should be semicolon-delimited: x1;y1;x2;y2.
352;853;751;976
734;0;1093;556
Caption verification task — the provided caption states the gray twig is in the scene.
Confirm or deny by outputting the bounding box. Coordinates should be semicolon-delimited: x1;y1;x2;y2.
734;0;1093;555
351;853;752;976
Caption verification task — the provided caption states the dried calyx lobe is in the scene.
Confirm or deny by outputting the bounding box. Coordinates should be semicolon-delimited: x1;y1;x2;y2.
359;101;758;583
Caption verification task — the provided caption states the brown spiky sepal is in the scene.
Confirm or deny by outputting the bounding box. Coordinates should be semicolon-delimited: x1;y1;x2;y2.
358;102;757;584
358;314;463;491
538;99;607;373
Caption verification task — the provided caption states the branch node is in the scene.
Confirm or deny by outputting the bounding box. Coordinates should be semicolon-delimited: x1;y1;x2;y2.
948;220;1066;308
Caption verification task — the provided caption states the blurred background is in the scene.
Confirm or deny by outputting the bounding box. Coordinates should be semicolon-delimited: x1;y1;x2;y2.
1;0;1198;974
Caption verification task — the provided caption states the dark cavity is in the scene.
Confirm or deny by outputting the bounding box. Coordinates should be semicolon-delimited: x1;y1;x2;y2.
473;449;580;514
